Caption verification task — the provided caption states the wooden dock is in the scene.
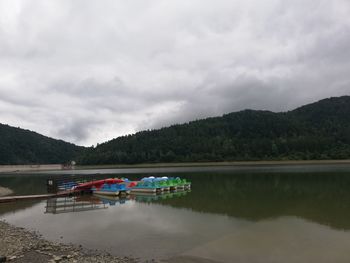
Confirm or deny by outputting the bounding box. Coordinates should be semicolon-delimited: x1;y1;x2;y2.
0;190;79;203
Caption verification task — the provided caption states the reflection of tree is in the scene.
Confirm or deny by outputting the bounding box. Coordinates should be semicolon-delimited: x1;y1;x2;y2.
0;200;38;216
3;172;350;230
0;175;49;216
155;172;350;230
0;174;50;195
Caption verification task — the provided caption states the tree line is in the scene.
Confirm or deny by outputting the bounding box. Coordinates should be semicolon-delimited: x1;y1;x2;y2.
0;124;84;164
77;96;350;164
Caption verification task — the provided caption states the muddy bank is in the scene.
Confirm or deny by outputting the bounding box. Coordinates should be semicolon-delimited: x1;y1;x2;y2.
0;220;155;263
0;187;13;197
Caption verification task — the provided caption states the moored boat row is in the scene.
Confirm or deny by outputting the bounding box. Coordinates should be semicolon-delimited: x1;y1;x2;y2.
79;176;192;196
130;176;191;193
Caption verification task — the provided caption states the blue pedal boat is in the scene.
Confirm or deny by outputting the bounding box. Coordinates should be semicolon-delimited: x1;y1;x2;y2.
92;183;131;196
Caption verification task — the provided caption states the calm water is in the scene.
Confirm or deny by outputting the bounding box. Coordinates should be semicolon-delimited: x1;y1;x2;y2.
2;165;350;262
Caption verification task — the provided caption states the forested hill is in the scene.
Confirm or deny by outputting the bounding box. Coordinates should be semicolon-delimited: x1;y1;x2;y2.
0;124;84;165
78;96;350;164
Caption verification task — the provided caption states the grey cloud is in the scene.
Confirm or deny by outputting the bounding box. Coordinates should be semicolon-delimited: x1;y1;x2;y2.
55;118;104;145
0;0;349;145
50;77;127;99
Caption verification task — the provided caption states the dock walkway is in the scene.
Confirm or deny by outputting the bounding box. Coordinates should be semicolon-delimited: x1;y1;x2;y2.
0;190;78;203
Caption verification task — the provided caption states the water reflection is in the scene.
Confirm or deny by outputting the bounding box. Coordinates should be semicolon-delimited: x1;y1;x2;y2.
131;190;190;203
2;171;350;230
163;172;350;230
3;170;350;262
45;190;190;214
95;194;130;205
45;196;108;214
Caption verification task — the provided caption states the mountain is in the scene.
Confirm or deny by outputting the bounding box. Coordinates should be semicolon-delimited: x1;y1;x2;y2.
78;96;350;164
0;124;84;165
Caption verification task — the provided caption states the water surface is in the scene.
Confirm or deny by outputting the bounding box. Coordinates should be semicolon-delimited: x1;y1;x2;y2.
1;166;350;262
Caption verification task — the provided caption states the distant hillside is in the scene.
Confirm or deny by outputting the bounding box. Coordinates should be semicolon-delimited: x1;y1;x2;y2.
78;96;350;164
0;124;84;165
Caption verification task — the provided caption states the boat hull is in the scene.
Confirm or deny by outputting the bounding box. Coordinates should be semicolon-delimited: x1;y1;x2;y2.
131;188;159;193
93;190;119;196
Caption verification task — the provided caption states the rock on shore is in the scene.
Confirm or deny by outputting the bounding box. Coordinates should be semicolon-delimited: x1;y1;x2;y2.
0;220;151;263
0;187;13;197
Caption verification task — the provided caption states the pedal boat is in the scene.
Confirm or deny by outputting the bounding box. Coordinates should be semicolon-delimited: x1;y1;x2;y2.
131;180;162;193
92;183;130;196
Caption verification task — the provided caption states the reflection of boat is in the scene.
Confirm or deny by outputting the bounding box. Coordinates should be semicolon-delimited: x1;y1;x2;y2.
45;194;131;214
94;194;130;206
92;183;130;196
130;190;190;202
45;187;191;214
130;192;158;201
75;195;103;204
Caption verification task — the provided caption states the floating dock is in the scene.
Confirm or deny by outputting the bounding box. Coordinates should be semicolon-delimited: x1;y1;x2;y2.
0;190;79;203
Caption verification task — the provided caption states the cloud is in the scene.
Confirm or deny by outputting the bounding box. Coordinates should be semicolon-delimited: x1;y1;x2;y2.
0;0;349;145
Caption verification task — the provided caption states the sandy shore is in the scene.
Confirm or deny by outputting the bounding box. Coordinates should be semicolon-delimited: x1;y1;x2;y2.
0;220;149;263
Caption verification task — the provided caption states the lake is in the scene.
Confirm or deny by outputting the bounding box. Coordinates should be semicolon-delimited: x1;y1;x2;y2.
1;164;350;263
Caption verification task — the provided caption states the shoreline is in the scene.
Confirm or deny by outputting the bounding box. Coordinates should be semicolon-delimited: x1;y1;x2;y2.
75;159;350;170
0;220;224;263
1;159;350;174
0;220;142;263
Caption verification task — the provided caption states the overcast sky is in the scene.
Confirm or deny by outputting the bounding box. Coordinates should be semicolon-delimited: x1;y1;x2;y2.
0;0;349;146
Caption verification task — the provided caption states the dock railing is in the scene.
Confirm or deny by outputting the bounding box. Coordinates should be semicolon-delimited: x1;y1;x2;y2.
47;174;98;193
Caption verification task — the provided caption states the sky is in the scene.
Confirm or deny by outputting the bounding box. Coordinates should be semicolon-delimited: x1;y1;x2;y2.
0;0;350;146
